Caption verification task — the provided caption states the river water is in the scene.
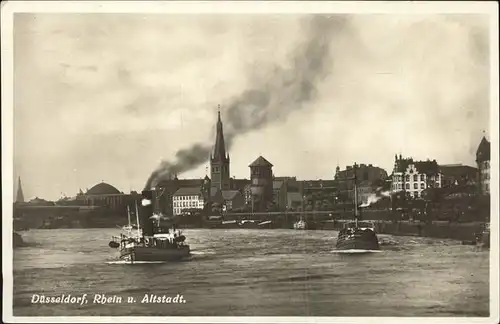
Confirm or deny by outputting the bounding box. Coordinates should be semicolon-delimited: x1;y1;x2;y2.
12;228;489;317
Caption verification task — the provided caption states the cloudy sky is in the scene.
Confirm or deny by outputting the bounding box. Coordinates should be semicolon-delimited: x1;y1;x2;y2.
13;13;490;200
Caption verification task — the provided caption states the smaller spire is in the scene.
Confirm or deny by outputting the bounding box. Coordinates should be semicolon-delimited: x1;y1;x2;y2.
217;104;221;121
16;176;25;203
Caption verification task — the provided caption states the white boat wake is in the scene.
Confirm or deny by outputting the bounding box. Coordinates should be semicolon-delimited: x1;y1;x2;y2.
106;260;168;265
331;249;383;254
190;250;216;255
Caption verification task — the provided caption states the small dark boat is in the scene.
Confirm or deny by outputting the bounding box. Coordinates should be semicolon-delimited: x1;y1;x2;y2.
335;163;380;251
336;220;380;250
293;218;307;230
475;222;490;249
13;231;25;248
203;215;224;228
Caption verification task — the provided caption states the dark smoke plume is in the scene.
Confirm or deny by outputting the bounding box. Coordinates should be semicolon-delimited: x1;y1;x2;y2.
145;15;347;190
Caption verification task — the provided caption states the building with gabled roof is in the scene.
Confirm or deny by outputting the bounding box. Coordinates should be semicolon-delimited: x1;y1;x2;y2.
391;155;442;199
249;155;273;168
249;155;274;212
334;163;388;202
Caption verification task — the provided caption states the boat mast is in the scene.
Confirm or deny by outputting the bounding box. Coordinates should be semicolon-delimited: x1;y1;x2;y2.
353;163;359;227
127;204;131;227
135;200;141;237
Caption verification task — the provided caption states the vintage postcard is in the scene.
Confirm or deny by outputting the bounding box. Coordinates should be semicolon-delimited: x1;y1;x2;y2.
2;1;499;323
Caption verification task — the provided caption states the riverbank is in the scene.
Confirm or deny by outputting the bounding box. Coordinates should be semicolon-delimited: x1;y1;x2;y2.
372;221;484;241
16;219;486;242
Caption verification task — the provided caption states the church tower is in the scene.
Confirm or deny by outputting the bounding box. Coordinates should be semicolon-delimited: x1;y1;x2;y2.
16;176;25;203
210;106;230;190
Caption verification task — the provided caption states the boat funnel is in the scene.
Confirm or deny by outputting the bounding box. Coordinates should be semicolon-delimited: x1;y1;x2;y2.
141;190;155;236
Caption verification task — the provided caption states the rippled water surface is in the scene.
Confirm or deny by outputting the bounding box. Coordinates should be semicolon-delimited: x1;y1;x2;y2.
13;229;489;316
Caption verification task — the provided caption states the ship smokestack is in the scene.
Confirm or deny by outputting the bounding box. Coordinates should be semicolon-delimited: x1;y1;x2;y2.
141;190;155;236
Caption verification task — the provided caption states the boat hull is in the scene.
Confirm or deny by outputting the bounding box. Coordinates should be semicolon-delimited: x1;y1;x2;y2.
120;245;191;262
13;231;25;248
336;229;380;251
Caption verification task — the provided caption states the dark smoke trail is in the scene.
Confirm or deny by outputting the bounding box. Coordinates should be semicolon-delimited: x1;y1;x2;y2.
145;15;347;190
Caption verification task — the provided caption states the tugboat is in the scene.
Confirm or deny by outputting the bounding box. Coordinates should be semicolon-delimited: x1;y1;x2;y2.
335;163;380;251
108;190;190;262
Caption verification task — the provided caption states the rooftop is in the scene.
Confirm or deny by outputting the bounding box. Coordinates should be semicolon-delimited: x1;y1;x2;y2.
476;136;491;162
86;182;122;195
394;157;440;175
249;156;273;168
173;187;203;196
273;180;284;190
440;164;478;177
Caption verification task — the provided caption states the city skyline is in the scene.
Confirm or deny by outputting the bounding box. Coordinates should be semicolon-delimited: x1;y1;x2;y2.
13;14;490;200
14;131;488;202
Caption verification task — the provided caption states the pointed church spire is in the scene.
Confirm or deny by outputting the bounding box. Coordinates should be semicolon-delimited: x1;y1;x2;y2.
213;105;227;161
16;176;25;203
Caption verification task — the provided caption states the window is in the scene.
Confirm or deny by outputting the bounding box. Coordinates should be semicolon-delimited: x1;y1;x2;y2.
405;175;410;182
398;184;402;190
421;183;425;189
413;175;418;182
414;183;418;189
420;174;425;181
405;183;410;190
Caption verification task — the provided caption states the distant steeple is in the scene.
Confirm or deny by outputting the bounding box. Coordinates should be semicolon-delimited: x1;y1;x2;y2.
16;176;24;203
210;106;230;190
213;105;228;160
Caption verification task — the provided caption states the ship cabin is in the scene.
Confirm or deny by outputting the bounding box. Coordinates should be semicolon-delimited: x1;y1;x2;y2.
344;221;376;232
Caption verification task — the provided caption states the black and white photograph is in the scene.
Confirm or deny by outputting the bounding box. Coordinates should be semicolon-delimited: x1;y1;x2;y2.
2;1;498;323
